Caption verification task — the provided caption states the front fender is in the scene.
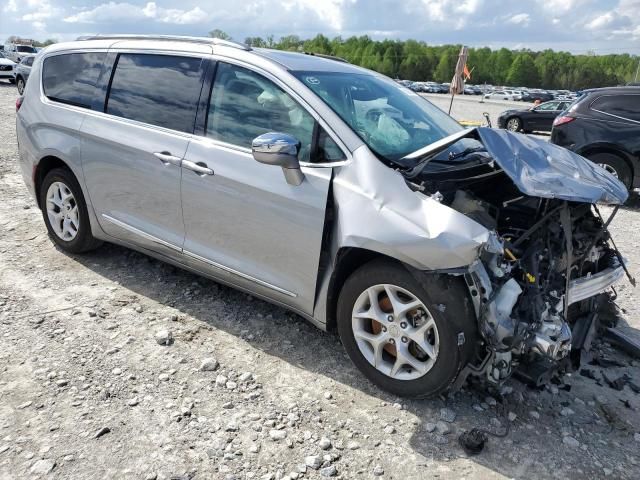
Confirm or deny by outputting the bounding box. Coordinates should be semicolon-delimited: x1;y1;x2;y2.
331;146;490;271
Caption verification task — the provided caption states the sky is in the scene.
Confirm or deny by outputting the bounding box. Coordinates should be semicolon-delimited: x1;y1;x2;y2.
1;0;640;54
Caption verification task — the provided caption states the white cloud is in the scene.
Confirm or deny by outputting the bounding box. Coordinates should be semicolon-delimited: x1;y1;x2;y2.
64;1;210;25
586;12;616;30
506;13;530;26
282;0;351;30
3;0;17;12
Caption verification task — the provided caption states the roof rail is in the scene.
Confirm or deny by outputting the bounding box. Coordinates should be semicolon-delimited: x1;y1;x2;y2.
75;34;252;51
303;52;349;63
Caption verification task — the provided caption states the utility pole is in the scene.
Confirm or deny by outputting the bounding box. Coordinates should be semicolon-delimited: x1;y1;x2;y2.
635;56;640;83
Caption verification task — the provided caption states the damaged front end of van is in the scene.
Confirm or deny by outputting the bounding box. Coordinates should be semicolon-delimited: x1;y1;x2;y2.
331;127;631;388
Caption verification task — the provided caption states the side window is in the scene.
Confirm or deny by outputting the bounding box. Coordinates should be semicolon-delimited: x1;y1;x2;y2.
42;53;106;109
106;54;203;133
537;102;558;111
591;95;640;122
207;62;317;162
317;128;346;162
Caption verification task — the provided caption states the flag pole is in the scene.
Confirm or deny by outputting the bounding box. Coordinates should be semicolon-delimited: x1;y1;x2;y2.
448;92;455;114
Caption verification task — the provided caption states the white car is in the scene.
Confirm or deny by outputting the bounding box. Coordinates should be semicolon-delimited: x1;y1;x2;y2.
484;90;516;101
0;52;16;84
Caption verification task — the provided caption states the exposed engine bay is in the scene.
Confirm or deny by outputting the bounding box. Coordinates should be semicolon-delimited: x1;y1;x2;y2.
399;128;633;386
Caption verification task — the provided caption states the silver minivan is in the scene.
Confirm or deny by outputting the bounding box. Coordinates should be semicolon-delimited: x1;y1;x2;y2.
16;35;630;397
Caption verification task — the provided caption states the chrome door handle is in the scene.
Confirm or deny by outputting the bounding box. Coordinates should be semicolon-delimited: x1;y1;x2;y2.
182;160;214;176
154;151;182;166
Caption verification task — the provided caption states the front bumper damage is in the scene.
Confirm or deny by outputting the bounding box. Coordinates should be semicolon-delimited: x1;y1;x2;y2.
568;262;626;306
400;128;632;387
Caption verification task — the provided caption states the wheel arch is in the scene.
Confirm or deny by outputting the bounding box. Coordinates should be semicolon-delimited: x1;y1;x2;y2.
325;247;401;332
33;155;75;209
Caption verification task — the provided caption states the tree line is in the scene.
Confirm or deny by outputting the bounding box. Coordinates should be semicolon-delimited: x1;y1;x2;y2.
212;30;639;91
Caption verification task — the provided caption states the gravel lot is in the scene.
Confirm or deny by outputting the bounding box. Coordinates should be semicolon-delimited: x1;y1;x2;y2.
1;80;640;480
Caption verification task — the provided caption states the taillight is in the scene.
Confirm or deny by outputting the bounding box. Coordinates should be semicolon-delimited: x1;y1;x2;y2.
15;96;23;112
553;115;575;127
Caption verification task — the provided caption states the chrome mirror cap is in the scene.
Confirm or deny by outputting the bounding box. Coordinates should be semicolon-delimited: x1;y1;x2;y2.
252;132;304;186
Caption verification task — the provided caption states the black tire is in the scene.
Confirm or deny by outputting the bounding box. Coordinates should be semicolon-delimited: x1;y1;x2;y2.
337;259;477;398
587;152;632;189
16;77;24;95
39;167;102;253
505;116;521;132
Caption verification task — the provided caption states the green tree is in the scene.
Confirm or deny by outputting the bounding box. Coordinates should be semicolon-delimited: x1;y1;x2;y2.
506;53;540;87
208;29;231;40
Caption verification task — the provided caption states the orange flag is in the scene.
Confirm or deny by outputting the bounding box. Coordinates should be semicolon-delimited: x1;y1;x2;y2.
463;64;471;80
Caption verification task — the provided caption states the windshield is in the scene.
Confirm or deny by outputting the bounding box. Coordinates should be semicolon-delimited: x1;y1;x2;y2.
293;71;478;165
17;46;36;53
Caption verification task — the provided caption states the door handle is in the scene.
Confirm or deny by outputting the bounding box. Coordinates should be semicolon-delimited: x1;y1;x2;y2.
182;160;214;176
154;151;182;166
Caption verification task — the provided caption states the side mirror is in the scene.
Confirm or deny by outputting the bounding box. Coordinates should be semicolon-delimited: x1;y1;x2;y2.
252;132;304;186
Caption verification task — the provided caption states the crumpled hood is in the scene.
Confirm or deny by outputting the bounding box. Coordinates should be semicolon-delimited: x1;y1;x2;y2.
476;127;628;204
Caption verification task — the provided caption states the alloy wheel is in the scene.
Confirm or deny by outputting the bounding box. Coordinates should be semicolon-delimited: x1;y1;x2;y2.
46;181;80;241
506;118;520;131
351;284;439;381
17;78;24;95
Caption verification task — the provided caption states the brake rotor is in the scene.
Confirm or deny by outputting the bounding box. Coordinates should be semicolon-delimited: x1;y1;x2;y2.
371;293;397;356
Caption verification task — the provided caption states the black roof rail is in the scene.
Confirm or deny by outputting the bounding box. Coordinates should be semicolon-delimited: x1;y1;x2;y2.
303;52;349;63
75;34;252;51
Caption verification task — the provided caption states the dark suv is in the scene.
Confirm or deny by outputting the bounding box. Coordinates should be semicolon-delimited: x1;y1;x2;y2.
551;87;640;189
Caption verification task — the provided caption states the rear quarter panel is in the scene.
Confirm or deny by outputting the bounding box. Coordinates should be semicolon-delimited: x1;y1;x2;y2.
16;56;103;235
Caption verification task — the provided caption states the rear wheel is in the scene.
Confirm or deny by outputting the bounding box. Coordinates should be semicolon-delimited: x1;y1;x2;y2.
588;152;632;189
39;168;102;253
337;259;477;398
16;77;24;94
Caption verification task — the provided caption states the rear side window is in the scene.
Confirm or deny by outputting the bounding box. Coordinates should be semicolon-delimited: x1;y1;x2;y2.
43;53;106;109
106;54;203;133
591;94;640;122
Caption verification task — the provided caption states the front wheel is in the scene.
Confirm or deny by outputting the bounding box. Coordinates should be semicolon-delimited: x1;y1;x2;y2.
337;259;477;398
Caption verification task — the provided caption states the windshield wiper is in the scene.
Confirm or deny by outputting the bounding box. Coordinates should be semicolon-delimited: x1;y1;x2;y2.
448;146;487;160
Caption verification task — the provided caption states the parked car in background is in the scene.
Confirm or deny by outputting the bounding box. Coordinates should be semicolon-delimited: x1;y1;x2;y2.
498;100;573;133
520;90;554;103
0;51;16;84
16;35;629;398
551;86;640;190
484;90;516;101
15;54;35;94
3;43;37;63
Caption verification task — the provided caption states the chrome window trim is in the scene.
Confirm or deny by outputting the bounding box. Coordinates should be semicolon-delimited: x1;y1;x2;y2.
37;48;352;165
101;214;297;298
589;94;640;125
39;48;207;138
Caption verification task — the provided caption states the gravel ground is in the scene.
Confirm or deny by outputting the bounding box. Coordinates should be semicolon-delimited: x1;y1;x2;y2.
1;80;640;480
